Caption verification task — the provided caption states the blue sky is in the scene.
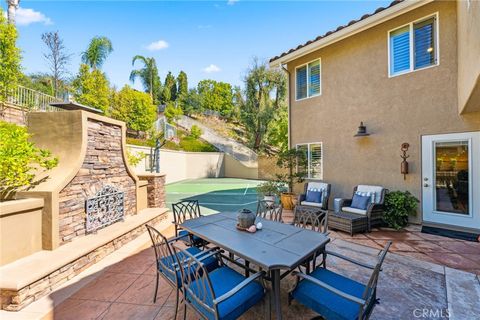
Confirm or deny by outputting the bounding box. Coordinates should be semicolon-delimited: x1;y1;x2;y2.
4;0;391;90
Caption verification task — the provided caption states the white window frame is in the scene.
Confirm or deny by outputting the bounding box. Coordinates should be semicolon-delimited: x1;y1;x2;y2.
296;142;323;180
295;58;322;101
388;12;439;78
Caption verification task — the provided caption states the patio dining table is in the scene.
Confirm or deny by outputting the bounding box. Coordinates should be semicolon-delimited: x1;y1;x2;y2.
179;211;330;320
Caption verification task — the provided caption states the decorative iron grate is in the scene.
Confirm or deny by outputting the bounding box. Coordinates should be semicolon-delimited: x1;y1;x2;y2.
86;185;125;233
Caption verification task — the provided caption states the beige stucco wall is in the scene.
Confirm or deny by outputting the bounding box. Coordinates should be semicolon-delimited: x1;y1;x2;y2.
0;198;44;266
128;145;259;183
128;145;225;184
287;0;480;222
457;0;480;114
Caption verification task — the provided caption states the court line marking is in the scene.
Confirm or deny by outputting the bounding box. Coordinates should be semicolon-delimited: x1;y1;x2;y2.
243;184;250;195
166;201;258;206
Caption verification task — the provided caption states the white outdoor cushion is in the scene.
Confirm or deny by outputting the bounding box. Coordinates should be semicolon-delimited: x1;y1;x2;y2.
356;185;384;204
301;201;323;208
307;182;329;192
342;206;367;215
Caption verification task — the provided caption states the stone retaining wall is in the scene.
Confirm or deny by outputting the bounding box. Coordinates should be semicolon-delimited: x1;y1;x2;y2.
58;119;136;244
0;212;168;311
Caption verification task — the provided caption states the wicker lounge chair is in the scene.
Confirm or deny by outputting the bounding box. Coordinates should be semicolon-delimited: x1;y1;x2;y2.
297;182;331;211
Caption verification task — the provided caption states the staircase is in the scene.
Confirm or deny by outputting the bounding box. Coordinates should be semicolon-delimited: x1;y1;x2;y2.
177;115;258;168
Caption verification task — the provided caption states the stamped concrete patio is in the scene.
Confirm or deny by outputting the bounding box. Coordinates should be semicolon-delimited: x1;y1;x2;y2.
46;218;480;320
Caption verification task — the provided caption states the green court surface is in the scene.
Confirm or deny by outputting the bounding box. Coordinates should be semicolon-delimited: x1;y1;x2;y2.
166;178;264;215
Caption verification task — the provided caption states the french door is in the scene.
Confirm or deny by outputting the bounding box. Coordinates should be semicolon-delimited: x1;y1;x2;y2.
422;132;480;231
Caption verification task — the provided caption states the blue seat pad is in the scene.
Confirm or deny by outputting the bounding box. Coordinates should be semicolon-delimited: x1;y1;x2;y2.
158;246;218;286
292;267;368;320
179;230;204;244
188;266;264;320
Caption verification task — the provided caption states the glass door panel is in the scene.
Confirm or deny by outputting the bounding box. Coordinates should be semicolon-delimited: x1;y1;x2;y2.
434;141;469;215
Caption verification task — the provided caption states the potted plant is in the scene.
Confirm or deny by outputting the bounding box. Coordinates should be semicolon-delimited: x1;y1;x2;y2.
383;190;419;230
257;180;281;205
275;148;307;210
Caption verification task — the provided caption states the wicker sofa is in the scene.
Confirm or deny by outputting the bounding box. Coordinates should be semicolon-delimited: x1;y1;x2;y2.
297;182;331;211
329;185;386;234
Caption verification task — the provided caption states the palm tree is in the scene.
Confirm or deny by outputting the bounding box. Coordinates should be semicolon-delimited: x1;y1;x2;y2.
129;55;161;104
81;36;113;70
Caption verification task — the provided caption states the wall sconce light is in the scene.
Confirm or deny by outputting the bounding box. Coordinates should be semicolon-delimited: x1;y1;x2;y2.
401;143;410;180
354;122;370;137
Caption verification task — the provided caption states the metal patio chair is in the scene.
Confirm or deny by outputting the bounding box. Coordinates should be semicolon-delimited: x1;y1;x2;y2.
289;241;392;320
172;200;207;248
145;224;219;319
256;200;283;222
173;243;268;320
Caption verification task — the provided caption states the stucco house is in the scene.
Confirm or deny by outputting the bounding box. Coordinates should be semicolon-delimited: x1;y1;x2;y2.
269;0;480;234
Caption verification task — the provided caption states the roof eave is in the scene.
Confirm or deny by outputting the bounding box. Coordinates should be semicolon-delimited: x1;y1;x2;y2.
269;0;434;68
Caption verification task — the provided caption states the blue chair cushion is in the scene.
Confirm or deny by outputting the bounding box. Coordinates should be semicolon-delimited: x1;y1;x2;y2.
351;194;371;210
158;246;218;286
179;230;204;245
188;266;264;320
306;190;322;203
291;267;373;320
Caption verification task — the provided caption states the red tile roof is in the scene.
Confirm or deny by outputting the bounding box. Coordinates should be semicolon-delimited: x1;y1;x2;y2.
269;0;405;63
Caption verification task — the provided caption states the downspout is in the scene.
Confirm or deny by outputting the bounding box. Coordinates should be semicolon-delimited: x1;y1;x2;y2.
281;64;291;149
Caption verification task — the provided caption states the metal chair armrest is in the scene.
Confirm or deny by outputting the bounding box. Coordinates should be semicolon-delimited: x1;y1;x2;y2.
213;271;266;305
325;250;376;269
292;271;365;306
298;194;306;203
167;234;188;243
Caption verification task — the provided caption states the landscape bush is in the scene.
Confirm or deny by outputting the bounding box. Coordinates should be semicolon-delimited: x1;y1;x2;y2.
383;190;419;230
0;121;58;200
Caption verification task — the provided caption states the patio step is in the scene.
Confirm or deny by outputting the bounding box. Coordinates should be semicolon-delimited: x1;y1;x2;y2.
0;207;171;311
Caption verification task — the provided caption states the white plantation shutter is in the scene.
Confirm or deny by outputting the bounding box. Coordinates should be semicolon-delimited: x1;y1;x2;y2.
390;26;410;75
414;18;436;69
296;66;308;100
296;143;323;179
309;144;322;179
308;60;321;97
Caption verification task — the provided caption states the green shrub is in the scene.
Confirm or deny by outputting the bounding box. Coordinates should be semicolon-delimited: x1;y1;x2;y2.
126;150;146;166
0;121;58;200
190;125;202;139
383;190;419;230
257;180;282;197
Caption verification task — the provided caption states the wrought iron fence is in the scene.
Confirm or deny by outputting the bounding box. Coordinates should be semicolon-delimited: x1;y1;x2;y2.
6;85;62;112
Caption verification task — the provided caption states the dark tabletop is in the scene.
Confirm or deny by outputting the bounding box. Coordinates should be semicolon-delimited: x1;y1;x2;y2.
179;212;330;270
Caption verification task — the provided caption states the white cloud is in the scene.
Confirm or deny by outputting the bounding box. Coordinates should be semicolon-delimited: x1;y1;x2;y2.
146;40;169;51
227;0;239;5
203;64;221;73
15;7;52;26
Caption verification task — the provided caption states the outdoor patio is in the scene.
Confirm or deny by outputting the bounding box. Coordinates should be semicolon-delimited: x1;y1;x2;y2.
50;223;479;320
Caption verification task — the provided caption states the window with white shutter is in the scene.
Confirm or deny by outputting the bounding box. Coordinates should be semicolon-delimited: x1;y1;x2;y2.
295;59;321;100
296;143;323;179
389;14;438;77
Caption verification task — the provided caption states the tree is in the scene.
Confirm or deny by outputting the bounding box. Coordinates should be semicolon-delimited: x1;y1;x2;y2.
0;8;22;102
41;31;71;97
240;58;286;151
81;36;113;70
71;64;110;112
20;73;54;96
7;0;20;24
177;71;188;99
182;88;202;115
110;85;156;132
129;55;161;105
164;102;183;123
197;79;234;118
162;71;177;103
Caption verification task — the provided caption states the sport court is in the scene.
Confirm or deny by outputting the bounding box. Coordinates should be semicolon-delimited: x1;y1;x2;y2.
165;178;264;214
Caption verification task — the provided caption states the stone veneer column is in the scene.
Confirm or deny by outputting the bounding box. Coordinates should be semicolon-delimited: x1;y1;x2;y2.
137;173;166;208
